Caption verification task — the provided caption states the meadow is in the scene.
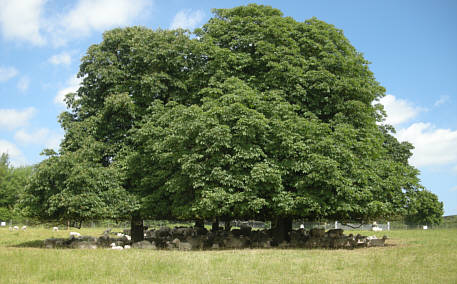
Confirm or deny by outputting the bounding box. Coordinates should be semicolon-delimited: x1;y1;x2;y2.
0;227;456;283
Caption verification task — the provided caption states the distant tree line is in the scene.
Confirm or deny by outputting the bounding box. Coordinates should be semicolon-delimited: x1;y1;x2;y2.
0;154;33;221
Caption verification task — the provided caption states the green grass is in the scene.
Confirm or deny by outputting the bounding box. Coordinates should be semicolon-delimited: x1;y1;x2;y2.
0;228;456;283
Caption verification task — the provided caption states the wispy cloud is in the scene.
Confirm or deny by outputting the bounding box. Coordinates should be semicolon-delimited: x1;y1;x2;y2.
48;0;151;46
55;76;82;107
49;52;72;65
0;108;36;130
0;139;27;166
14;128;62;150
17;76;30;92
450;186;457;192
61;0;150;36
397;122;457;167
0;66;18;82
170;9;204;30
14;128;49;144
0;0;150;46
434;95;450;107
380;95;457;170
0;0;46;45
379;94;424;126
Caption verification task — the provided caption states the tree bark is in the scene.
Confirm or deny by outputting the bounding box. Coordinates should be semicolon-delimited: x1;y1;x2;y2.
271;216;293;245
194;219;204;228
131;214;144;243
211;217;220;232
224;219;232;231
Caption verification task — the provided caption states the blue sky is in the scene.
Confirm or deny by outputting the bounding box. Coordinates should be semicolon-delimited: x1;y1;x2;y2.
1;0;456;215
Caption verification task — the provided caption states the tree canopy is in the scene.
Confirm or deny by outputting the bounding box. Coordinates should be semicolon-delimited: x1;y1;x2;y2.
405;189;443;226
20;4;441;240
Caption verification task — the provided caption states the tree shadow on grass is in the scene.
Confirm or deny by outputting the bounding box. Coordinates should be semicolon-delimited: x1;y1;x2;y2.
12;240;44;248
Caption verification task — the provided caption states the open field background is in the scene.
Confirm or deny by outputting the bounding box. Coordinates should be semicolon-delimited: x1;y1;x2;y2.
0;228;456;284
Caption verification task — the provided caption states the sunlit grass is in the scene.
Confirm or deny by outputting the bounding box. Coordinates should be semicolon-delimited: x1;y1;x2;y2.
0;227;456;283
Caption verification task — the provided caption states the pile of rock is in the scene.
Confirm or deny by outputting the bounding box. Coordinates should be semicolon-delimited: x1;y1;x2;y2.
43;226;388;250
138;226;387;250
43;233;131;249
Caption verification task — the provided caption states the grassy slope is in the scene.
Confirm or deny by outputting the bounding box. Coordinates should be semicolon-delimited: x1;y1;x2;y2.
0;228;456;284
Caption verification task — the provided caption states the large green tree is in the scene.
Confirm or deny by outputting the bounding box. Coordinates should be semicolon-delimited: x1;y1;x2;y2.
21;28;200;238
131;77;418;242
21;4;440;243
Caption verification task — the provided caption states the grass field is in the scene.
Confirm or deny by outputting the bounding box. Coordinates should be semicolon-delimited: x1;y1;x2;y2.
0;227;456;283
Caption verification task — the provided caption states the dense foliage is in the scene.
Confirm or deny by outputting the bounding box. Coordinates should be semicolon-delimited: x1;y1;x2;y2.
20;4;442;239
0;154;33;221
442;215;457;224
405;189;443;225
21;150;138;224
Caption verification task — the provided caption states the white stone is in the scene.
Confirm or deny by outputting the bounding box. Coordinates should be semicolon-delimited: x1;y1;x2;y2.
110;243;124;250
69;232;81;237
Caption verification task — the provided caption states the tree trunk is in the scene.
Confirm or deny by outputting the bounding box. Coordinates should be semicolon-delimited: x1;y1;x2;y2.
224;220;232;231
194;219;204;228
271;216;293;245
131;214;144;243
212;217;220;232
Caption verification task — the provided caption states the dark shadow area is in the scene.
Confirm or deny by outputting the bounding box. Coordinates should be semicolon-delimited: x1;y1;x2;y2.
11;240;44;248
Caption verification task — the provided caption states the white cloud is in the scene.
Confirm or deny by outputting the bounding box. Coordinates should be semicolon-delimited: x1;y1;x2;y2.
62;0;150;36
382;95;457;171
434;95;450;107
0;0;149;46
55;76;82;107
17;76;30;92
170;9;204;30
0;140;27;166
44;133;62;150
379;94;424;126
49;52;71;65
397;123;457;167
0;66;18;82
14;128;49;145
451;186;457;192
0;107;36;130
14;128;62;150
0;0;46;45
